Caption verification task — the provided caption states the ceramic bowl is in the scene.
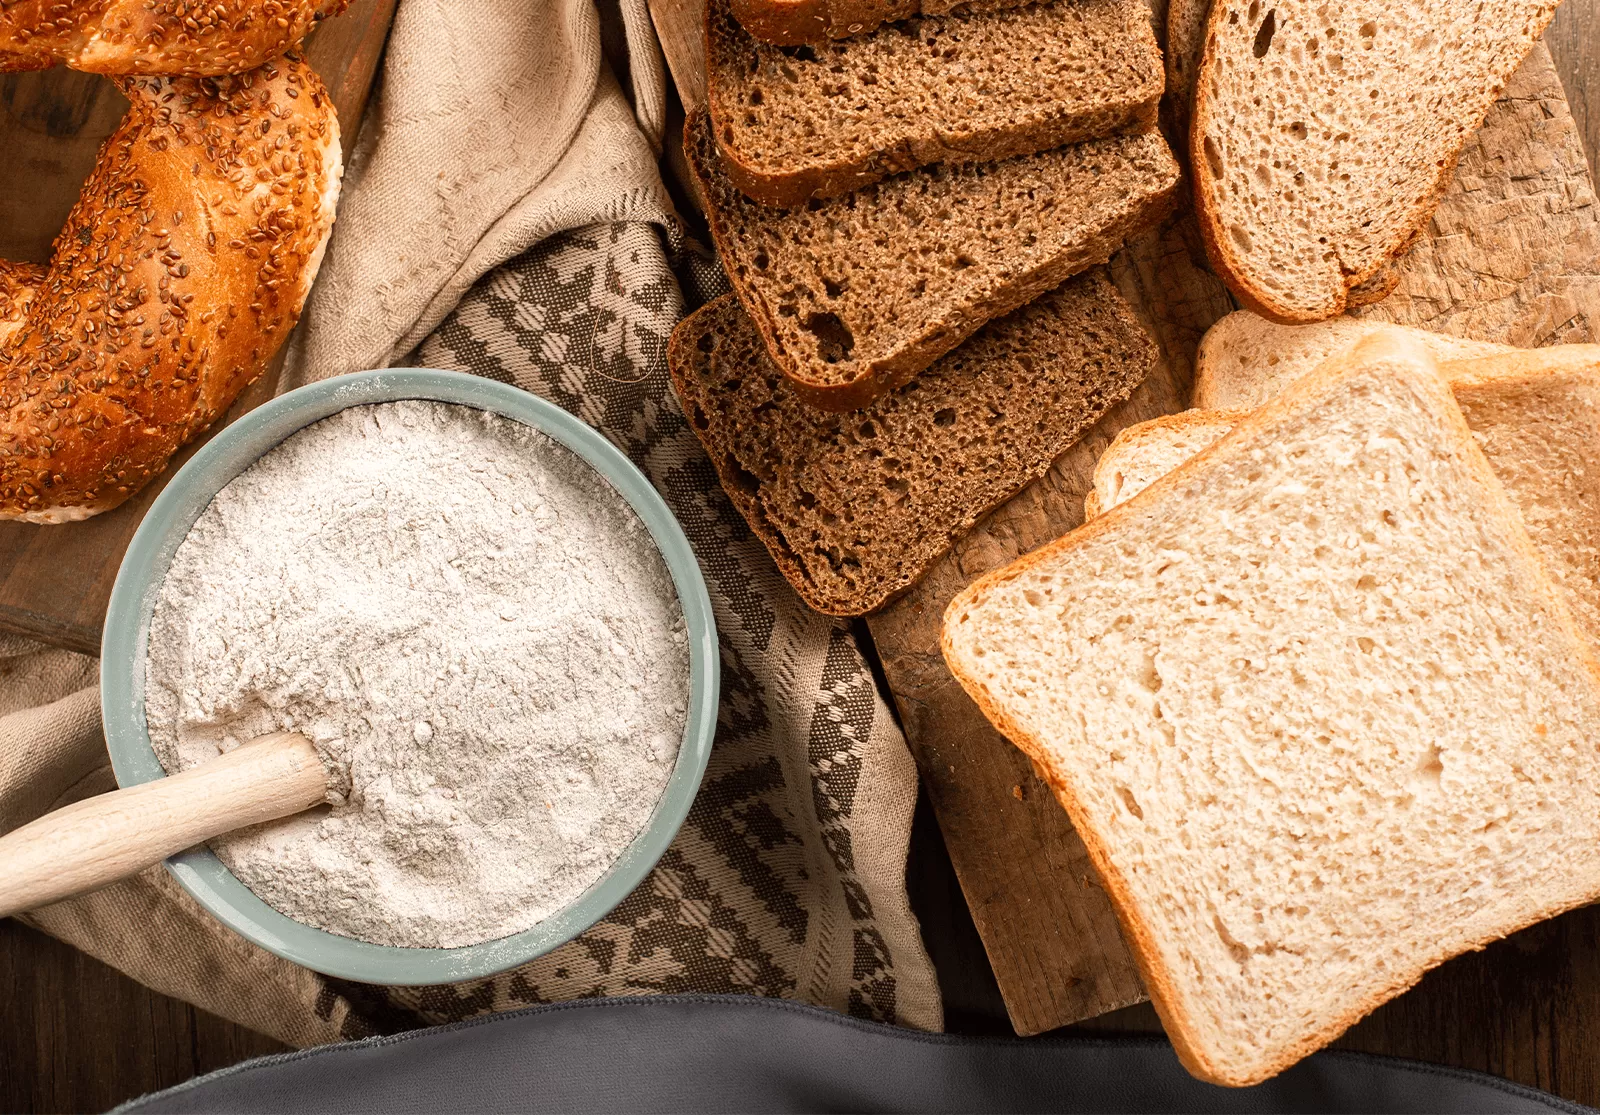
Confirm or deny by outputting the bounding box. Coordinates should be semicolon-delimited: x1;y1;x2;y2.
100;369;719;985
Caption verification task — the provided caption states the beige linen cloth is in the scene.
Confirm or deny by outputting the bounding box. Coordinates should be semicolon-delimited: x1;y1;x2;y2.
0;0;941;1045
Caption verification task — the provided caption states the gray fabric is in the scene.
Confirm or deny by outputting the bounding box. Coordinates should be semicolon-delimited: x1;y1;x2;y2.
117;995;1589;1115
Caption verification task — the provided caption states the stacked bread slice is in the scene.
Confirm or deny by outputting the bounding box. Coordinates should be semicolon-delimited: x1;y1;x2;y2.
944;330;1600;1084
671;0;1179;614
1087;317;1600;654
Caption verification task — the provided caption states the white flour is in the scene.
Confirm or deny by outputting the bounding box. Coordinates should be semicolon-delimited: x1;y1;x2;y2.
144;400;689;948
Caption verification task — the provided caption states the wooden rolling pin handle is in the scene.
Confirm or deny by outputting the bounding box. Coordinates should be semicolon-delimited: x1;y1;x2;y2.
0;732;327;919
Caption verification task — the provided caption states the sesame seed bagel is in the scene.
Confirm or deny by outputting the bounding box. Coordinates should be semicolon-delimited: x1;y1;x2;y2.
0;53;341;523
0;1;348;75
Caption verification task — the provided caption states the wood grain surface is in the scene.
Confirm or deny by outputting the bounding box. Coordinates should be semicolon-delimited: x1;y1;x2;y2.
0;0;398;655
1;918;288;1113
646;0;1600;1039
871;37;1600;1036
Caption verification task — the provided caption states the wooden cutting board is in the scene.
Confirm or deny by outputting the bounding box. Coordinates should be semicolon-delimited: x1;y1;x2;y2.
0;1;397;655
649;0;1600;1036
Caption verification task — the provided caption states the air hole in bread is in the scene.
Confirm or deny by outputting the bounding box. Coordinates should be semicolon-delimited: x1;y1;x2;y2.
725;454;761;495
933;407;957;427
1288;121;1307;141
1230;223;1253;253
822;275;845;297
1117;785;1145;820
802;311;855;363
1413;745;1445;788
1252;8;1276;57
1204;135;1224;179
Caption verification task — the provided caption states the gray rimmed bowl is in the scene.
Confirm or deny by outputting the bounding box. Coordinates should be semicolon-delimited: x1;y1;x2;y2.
100;369;719;985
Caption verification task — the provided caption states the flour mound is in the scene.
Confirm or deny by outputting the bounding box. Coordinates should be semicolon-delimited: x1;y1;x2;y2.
145;400;690;949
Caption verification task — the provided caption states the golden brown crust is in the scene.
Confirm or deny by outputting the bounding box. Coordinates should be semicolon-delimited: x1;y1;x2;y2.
0;54;341;523
942;331;1600;1085
727;0;834;46
1188;4;1556;325
705;0;1164;208
715;99;1163;211
1444;344;1600;391
0;0;347;76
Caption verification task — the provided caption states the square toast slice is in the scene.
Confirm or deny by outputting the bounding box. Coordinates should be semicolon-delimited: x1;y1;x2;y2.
943;332;1600;1085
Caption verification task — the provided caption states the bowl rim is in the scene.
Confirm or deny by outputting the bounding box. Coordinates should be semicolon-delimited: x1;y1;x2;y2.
100;368;720;986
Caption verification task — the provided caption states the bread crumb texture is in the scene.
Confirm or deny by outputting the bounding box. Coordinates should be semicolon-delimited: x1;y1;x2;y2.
944;338;1600;1084
670;271;1156;614
1194;1;1557;321
686;110;1176;405
707;0;1161;203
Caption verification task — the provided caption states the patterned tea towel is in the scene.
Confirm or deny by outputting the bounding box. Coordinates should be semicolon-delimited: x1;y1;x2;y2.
0;0;941;1043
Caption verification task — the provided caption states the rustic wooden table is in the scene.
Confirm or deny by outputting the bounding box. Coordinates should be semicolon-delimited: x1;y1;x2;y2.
3;3;1600;1112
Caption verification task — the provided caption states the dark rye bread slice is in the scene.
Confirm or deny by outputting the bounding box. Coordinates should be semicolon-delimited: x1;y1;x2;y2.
707;0;1162;205
668;272;1157;615
730;0;1028;46
685;109;1179;410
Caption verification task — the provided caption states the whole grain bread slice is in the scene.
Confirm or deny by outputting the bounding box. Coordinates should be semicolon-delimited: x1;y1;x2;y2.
684;109;1178;410
707;0;1162;206
729;0;1027;46
1191;311;1512;409
668;271;1157;615
1191;1;1559;324
943;331;1600;1085
1092;345;1600;658
1162;0;1209;137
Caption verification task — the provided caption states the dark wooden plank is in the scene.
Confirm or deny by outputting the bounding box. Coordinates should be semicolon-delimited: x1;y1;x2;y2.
1073;902;1600;1109
0;0;398;656
0;918;286;1114
1549;0;1600;188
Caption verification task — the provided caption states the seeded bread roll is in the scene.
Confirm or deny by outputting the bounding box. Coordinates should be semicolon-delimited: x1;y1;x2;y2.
0;0;348;75
729;0;1027;45
943;331;1600;1085
0;55;341;523
1191;1;1559;323
669;272;1157;615
685;110;1178;410
707;0;1163;206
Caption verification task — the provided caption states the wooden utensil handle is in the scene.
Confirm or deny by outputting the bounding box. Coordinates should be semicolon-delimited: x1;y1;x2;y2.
0;732;326;918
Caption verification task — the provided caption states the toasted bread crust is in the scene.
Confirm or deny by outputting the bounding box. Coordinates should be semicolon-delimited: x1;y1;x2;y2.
942;332;1600;1085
